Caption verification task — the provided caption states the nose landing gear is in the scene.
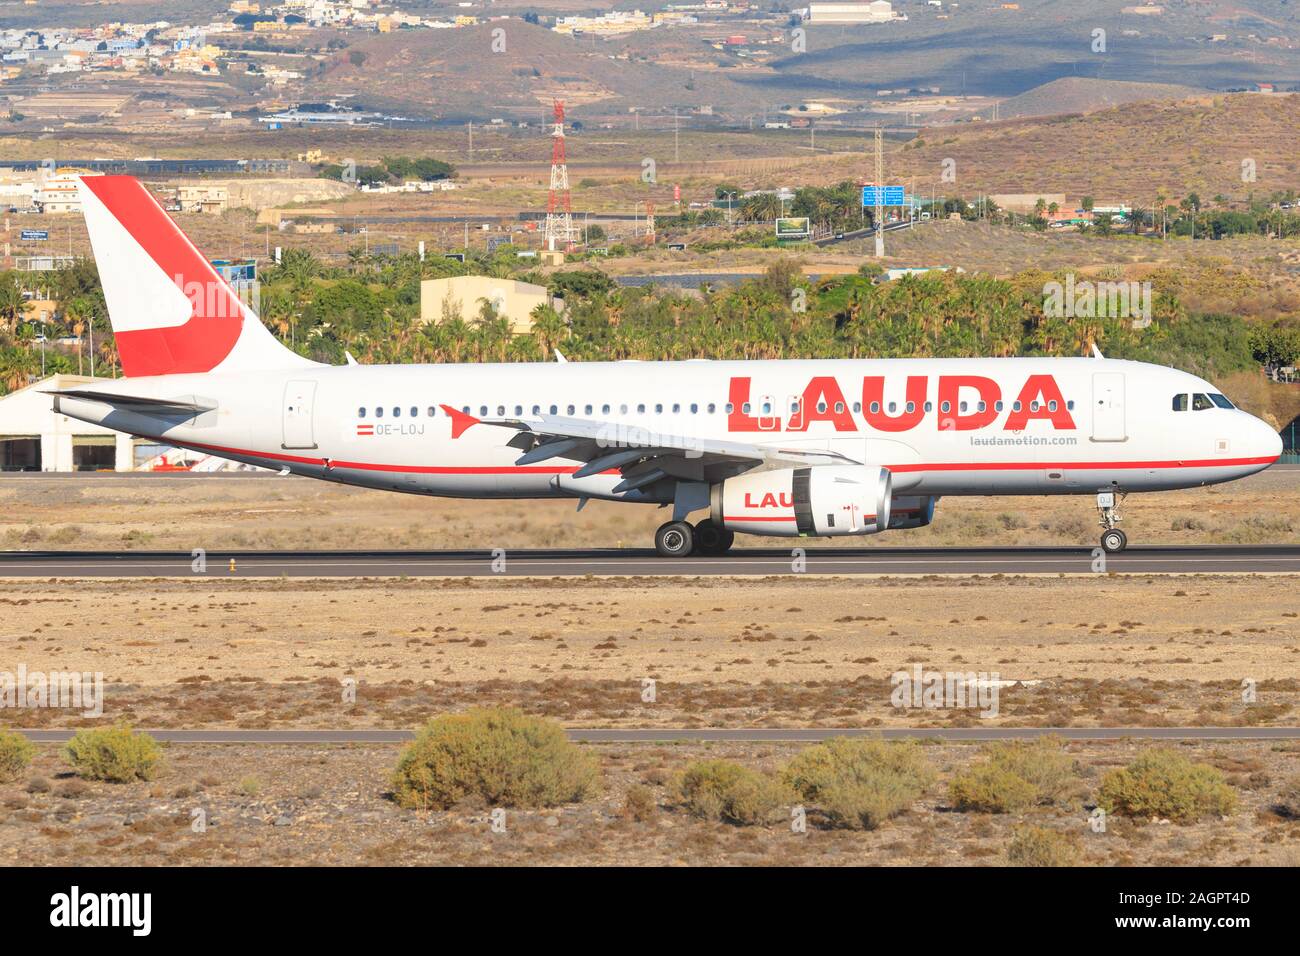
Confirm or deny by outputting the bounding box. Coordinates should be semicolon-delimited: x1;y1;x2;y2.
1097;491;1127;553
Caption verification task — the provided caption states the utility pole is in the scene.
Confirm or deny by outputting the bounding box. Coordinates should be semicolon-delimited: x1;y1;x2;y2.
874;126;884;259
673;110;680;163
467;121;473;160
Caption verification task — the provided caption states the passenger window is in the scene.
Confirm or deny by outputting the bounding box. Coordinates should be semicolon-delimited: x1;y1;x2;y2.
707;403;715;414
550;405;558;415
655;403;664;414
427;406;437;417
1047;400;1057;412
497;405;506;416
637;403;646;414
393;407;401;418
566;405;575;415
994;400;1004;412
532;405;540;415
672;403;681;413
620;404;628;415
959;401;968;413
906;401;915;413
479;405;488;416
924;401;933;413
376;407;384;418
1172;394;1188;412
940;401;951;414
725;403;733;413
358;407;367;418
1030;401;1040;412
885;402;894;414
742;403;751;414
601;404;610;414
1066;400;1074;411
870;402;881;414
834;402;845;414
691;403;699;414
816;402;827;413
514;405;522;416
1012;401;1022;412
977;401;986;413
761;401;771;414
1192;393;1213;411
584;404;593;415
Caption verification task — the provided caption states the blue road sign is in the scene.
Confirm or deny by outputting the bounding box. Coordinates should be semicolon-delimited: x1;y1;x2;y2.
861;186;905;207
20;230;49;241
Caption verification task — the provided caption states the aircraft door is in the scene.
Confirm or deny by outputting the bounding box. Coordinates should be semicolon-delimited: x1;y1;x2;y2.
1091;373;1126;442
282;380;318;449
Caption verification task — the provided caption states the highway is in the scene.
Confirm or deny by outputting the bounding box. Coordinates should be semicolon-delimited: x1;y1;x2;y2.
14;727;1300;744
3;545;1300;577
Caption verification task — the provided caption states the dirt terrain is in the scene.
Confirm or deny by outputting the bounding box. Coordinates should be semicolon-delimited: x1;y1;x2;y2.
3;467;1300;553
2;739;1296;866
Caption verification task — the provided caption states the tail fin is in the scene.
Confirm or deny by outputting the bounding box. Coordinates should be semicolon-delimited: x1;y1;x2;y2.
77;176;314;377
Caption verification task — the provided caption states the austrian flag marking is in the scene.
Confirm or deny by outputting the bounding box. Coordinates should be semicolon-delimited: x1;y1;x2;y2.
356;424;374;436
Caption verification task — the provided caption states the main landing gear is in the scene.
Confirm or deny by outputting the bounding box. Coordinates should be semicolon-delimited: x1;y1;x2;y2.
654;518;735;558
1097;491;1128;553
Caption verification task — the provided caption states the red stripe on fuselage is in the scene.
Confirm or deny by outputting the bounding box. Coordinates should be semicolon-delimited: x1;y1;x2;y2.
131;434;1280;479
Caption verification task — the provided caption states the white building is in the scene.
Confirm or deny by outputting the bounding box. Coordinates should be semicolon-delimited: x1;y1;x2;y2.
0;375;139;471
808;1;901;24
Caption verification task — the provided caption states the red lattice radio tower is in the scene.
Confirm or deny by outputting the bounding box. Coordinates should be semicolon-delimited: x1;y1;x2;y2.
544;100;575;252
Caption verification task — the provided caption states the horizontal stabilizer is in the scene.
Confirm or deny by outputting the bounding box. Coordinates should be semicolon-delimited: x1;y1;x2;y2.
46;389;214;416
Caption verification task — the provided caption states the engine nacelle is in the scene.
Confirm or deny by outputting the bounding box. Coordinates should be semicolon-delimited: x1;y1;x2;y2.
888;495;940;530
712;465;892;537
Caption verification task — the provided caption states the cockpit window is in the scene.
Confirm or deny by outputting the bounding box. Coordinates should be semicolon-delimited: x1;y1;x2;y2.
1172;394;1188;411
1209;393;1234;409
1192;393;1213;411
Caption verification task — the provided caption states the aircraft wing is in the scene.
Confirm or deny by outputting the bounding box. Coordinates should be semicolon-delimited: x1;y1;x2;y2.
483;412;860;492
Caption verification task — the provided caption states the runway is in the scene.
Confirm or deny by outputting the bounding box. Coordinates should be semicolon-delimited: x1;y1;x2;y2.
3;544;1300;577
14;727;1300;744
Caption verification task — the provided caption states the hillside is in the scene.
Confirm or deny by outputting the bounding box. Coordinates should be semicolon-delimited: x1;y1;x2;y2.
314;21;764;120
995;77;1208;120
893;92;1300;200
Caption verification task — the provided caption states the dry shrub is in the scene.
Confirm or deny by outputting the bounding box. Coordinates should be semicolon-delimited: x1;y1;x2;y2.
676;759;789;826
781;738;935;830
63;725;161;783
1007;825;1081;867
391;708;599;810
0;731;34;783
949;738;1076;813
1097;749;1237;823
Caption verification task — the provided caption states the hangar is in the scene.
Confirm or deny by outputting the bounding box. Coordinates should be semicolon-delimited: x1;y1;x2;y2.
0;374;144;472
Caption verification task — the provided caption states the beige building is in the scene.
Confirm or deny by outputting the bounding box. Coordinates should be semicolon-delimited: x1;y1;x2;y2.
177;184;230;214
420;276;557;335
0;375;140;471
808;1;899;24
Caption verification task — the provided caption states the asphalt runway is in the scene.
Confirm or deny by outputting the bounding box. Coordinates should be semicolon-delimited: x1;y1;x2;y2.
2;545;1300;577
14;727;1300;744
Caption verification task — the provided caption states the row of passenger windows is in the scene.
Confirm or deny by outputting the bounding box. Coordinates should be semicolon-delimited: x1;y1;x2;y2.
1172;393;1234;412
357;398;1075;419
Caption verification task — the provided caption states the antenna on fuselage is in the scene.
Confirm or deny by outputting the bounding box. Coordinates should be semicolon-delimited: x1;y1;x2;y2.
1091;343;1104;359
555;349;568;363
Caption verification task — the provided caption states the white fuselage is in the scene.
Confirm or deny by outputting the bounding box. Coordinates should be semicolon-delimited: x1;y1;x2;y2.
55;356;1281;510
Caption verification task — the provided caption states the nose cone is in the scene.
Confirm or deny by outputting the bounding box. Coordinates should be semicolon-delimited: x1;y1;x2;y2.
1250;414;1283;462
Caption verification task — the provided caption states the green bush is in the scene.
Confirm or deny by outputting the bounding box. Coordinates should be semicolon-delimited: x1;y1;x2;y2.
949;763;1038;813
0;731;35;782
1007;825;1081;867
63;725;161;783
1098;749;1238;822
1276;775;1300;818
391;708;599;810
677;759;789;826
949;738;1077;812
620;784;657;822
781;738;934;829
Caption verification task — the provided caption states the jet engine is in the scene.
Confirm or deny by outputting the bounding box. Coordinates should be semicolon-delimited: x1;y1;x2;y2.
712;465;892;537
887;495;940;530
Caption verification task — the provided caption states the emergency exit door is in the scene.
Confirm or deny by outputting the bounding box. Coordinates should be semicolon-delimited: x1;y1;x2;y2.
1091;373;1126;442
282;380;317;449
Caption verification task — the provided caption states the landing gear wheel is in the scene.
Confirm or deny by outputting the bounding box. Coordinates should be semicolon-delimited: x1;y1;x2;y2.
693;519;735;556
1100;529;1127;554
655;520;695;558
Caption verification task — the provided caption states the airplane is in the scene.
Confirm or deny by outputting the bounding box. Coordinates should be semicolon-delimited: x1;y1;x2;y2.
52;176;1282;557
